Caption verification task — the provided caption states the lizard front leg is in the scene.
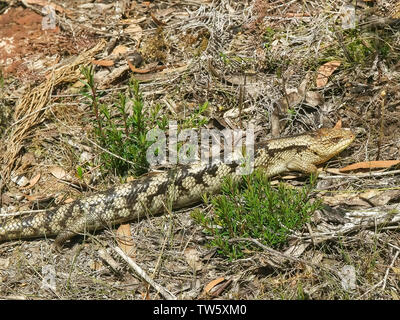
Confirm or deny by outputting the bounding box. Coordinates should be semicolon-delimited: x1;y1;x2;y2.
286;159;318;175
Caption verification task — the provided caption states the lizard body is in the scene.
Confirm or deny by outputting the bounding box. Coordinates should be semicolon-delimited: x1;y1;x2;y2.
0;128;354;247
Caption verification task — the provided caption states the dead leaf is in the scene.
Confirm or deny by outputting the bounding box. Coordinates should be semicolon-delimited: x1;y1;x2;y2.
272;76;310;136
132;64;188;82
322;193;372;207
26;173;41;188
150;12;167;26
1;192;12;205
22;173;41;190
72;80;86;88
366;190;400;206
359;189;382;199
49;166;68;180
0;257;10;269
340;160;400;172
116;224;135;256
127;61;166;74
284;243;310;258
92;59;114;67
184;247;203;272
316;60;341;88
334;119;343;129
305;91;324;107
24;194;53;202
20;152;36;170
112;45;128;55
89;260;103;271
283;92;303;109
325;168;342;175
124;24;143;42
98;65;130;89
204;277;225;294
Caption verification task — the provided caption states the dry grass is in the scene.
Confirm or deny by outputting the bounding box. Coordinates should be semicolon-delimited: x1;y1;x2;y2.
0;0;399;300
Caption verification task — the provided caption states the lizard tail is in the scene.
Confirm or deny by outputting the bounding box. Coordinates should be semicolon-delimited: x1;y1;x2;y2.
0;210;58;242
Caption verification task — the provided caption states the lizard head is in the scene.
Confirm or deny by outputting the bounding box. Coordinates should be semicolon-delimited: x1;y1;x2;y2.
309;128;355;164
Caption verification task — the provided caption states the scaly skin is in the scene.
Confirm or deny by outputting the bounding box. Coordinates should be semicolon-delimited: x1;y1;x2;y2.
0;128;355;247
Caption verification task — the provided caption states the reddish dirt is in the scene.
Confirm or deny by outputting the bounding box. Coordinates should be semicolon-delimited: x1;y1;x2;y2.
0;6;95;80
0;7;58;76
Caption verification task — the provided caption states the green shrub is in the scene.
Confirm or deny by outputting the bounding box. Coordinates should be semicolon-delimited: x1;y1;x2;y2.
192;170;321;259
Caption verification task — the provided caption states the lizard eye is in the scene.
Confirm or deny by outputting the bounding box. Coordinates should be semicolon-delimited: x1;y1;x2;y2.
328;136;343;144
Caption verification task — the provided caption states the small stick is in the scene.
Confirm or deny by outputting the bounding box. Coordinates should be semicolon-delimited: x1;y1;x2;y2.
98;249;122;275
145;201;174;297
358;280;384;299
376;90;386;161
113;246;177;300
335;31;353;63
382;249;399;291
306;223;316;246
229;237;338;275
318;169;400;179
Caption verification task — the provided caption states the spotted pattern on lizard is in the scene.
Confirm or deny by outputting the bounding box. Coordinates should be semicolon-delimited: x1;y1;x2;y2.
0;128;355;248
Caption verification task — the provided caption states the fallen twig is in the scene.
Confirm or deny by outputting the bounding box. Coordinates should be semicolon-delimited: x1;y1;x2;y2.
228;237;338;275
113;246;177;300
319;169;400;179
382;249;399;291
